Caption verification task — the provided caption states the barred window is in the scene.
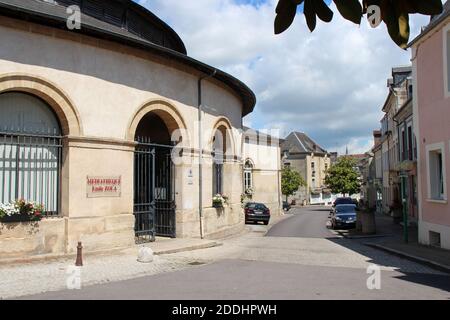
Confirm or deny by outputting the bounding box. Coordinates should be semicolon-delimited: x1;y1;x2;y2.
0;93;62;216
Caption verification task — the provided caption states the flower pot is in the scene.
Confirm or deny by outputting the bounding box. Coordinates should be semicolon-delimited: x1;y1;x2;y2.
213;202;223;208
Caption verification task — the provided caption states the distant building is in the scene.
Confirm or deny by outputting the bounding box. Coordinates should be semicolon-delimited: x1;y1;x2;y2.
281;132;332;205
242;127;282;214
409;1;450;249
370;130;383;213
379;66;413;220
393;92;418;225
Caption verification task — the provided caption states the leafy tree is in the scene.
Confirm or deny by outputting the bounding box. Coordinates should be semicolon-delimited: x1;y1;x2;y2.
325;157;361;196
274;0;444;48
281;167;306;201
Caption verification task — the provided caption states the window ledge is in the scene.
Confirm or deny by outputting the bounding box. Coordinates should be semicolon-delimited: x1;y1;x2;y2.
426;198;448;204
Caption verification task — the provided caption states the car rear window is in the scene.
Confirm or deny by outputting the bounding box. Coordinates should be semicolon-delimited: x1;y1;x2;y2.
335;198;354;205
247;203;266;210
336;206;356;213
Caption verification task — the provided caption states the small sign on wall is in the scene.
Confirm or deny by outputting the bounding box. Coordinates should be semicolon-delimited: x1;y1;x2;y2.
187;168;194;185
87;176;121;198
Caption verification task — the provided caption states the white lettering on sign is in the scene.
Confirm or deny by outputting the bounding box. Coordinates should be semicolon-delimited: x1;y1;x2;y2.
87;176;121;198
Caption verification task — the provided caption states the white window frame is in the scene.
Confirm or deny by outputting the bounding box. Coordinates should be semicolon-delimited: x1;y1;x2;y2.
426;142;447;202
444;23;450;99
243;160;253;192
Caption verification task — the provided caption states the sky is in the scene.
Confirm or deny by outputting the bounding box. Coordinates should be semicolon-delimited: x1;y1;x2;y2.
136;0;430;155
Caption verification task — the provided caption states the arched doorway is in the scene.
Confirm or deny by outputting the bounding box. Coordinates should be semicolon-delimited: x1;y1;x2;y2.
0;92;62;215
134;112;177;242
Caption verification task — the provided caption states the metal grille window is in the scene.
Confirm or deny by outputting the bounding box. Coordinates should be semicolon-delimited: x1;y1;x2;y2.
0;93;62;216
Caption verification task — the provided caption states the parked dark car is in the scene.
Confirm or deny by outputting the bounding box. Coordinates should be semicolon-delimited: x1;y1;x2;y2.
245;202;270;225
331;204;357;229
283;201;291;211
332;197;355;207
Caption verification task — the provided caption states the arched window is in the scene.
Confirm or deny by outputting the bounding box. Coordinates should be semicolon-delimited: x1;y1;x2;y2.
0;92;62;216
244;160;253;194
212;126;227;196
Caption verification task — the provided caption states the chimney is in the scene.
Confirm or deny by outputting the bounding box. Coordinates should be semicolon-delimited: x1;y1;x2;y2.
373;130;382;146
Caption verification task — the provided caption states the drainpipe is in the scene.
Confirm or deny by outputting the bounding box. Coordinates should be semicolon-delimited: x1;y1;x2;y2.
198;69;217;239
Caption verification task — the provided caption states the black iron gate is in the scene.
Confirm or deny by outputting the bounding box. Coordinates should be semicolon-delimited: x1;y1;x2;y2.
134;137;176;243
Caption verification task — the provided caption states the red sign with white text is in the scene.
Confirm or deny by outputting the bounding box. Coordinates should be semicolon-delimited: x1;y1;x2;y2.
86;176;121;198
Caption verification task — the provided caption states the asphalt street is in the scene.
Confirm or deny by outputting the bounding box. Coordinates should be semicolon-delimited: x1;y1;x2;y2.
266;207;335;238
20;206;450;300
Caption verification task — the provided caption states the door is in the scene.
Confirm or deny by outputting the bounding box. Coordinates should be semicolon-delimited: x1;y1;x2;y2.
134;140;176;243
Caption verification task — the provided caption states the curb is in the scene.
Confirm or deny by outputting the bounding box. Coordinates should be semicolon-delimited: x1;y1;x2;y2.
338;232;392;239
152;241;222;255
364;242;450;274
0;242;223;266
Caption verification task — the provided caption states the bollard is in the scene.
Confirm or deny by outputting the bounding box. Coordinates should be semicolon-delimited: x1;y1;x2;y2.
75;241;83;266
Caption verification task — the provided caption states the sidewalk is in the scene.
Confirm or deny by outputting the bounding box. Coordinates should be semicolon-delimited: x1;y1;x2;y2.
362;214;450;274
0;237;222;299
145;237;222;255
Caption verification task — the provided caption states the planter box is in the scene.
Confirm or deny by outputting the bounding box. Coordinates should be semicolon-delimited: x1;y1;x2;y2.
0;215;41;223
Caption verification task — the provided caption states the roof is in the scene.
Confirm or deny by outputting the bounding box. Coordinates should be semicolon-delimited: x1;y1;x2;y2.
408;1;450;47
394;97;413;121
0;0;256;116
1;0;187;54
344;154;367;159
382;65;412;112
281;132;328;155
243;126;281;143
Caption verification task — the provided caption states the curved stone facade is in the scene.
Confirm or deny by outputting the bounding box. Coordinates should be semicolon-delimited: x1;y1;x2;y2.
0;9;253;259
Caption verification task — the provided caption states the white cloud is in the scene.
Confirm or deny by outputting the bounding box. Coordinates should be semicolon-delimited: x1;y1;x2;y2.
140;0;430;154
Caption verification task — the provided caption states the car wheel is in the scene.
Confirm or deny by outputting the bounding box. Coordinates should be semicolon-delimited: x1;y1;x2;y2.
264;221;269;225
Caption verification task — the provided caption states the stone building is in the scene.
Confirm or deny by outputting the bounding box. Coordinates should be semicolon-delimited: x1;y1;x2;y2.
281;132;332;205
242;127;282;214
379;66;412;219
369;130;383;213
0;0;261;259
394;94;418;225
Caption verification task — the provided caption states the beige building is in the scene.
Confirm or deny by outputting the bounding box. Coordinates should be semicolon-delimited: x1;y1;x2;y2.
281;132;332;205
379;66;412;219
242;127;282;214
0;0;268;260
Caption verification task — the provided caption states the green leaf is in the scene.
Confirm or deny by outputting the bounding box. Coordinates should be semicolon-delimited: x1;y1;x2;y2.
334;0;363;24
382;1;408;49
304;0;317;32
396;0;410;48
274;0;298;34
405;0;443;15
314;0;334;23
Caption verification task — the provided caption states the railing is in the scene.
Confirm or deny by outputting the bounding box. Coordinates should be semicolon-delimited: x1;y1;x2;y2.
0;130;62;217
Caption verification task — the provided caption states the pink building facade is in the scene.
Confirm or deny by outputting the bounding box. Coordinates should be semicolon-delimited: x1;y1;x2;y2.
411;3;450;249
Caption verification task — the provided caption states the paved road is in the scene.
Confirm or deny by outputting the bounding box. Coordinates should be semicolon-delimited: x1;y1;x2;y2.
267;207;335;238
19;206;450;300
22;259;450;300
